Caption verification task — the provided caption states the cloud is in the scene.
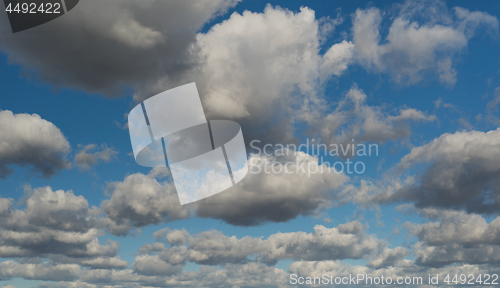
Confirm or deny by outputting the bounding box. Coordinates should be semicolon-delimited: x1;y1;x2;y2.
0;110;71;178
346;128;500;214
312;85;435;145
0;186;127;269
320;40;355;78
76;262;289;287
394;128;500;214
102;151;348;232
101;168;190;235
178;5;353;144
352;0;499;86
403;208;500;267
0;3;369;147
0;261;81;281
138;221;381;270
74;144;118;171
132;254;184;276
366;247;408;269
408;208;500;246
415;243;500;267
0;0;240;96
195;151;348;226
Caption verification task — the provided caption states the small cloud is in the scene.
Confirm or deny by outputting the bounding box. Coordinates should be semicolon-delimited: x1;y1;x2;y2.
74;144;118;171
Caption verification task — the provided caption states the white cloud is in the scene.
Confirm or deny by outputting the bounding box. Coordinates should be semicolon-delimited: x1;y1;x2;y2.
171;5;353;144
352;0;499;86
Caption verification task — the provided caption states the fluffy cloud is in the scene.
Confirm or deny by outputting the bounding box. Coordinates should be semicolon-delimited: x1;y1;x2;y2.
2;3;357;145
132;254;184;276
403;208;500;267
139;221;381;270
0;0;240;96
0;110;71;178
0;186;126;270
346;128;500;213
195;151;348;226
74;144;118;171
103;152;348;232
74;262;289;288
181;5;353;144
0;261;81;281
394;128;500;214
366;247;408;269
101;168;190;235
352;0;499;86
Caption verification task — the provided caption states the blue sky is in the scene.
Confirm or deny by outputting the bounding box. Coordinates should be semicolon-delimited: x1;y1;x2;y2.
0;0;500;287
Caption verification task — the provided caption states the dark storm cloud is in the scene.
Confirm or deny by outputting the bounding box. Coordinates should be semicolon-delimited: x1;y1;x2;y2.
0;0;239;97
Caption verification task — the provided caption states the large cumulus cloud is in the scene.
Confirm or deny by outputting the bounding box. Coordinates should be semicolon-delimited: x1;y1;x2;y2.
103;152;348;233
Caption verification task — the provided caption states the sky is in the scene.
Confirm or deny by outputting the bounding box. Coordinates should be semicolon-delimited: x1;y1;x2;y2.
0;0;500;287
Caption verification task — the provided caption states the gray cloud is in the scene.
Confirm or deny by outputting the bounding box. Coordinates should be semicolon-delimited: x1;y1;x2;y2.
1;3;358;145
0;0;240;97
0;110;71;178
102;152;348;232
0;261;81;281
101;168;190;235
74;144;118;171
403;208;500;267
367;247;408;269
310;85;435;146
0;186;127;270
394;128;500;214
138;221;381;270
195;152;348;226
345;128;500;214
75;262;289;288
